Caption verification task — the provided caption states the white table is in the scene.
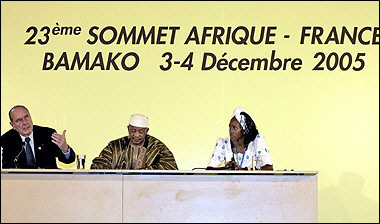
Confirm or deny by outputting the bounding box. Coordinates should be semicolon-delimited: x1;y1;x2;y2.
1;169;318;223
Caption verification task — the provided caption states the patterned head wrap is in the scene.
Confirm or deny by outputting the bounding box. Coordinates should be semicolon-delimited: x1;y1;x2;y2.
231;107;250;131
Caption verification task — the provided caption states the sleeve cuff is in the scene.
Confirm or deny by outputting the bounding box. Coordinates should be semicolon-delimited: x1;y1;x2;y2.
62;146;71;159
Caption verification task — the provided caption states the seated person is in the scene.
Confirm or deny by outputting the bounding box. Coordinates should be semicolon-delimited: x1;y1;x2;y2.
1;105;76;169
90;113;178;170
206;107;273;170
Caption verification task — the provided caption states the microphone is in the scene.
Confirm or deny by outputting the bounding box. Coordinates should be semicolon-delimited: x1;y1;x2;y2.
14;143;25;169
230;155;236;170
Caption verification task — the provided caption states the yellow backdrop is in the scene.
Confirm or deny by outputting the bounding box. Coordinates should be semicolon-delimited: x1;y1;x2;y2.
1;1;378;222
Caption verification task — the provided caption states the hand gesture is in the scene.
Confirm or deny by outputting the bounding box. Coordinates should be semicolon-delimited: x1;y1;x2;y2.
51;130;69;152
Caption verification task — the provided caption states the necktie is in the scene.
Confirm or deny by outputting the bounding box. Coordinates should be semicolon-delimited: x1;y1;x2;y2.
25;137;36;167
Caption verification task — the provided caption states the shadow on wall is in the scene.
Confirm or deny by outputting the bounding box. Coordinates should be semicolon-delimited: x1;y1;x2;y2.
319;171;379;222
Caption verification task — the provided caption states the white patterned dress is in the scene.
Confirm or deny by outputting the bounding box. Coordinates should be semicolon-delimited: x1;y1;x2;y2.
207;134;273;169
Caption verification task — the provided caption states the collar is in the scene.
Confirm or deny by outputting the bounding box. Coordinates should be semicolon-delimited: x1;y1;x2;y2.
19;131;34;143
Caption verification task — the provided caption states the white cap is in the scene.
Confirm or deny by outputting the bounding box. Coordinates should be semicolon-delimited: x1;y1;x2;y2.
129;114;149;128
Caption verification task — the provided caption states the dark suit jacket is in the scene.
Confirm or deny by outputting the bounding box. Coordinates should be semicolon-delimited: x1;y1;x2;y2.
1;125;76;169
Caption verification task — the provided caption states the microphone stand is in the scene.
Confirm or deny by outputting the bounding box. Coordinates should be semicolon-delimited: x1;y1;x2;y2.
14;144;25;169
230;155;236;170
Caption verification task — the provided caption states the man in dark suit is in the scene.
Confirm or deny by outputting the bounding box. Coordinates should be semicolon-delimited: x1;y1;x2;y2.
1;105;76;169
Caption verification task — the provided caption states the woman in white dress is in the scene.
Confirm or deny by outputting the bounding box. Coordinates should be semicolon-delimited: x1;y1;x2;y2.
206;107;273;170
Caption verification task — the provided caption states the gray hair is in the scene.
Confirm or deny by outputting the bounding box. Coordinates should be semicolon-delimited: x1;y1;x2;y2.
9;105;29;122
